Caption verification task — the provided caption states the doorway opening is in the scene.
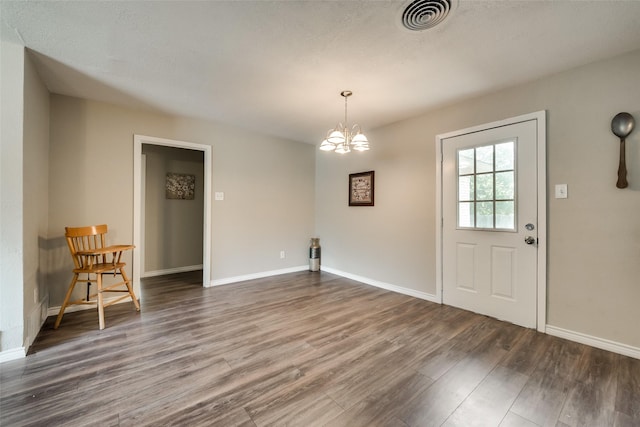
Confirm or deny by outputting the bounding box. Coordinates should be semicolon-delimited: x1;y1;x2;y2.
133;135;212;294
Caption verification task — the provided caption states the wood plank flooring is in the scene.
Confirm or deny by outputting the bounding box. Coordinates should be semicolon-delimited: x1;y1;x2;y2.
1;271;639;426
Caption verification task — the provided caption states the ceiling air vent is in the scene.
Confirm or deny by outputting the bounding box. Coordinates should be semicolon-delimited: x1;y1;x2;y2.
401;0;455;31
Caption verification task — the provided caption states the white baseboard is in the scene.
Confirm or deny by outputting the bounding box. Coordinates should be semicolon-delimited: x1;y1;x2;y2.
209;265;309;287
546;325;640;360
322;267;640;360
321;266;440;303
47;296;137;317
0;347;26;364
142;264;203;278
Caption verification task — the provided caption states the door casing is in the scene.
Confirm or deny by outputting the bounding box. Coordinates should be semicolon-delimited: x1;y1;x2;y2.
133;134;212;292
435;111;547;332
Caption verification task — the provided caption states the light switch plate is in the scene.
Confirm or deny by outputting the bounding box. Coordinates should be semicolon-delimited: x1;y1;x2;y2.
215;192;224;201
555;184;568;199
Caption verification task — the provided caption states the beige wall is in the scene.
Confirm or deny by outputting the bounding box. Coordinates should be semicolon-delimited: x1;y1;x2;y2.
0;44;49;355
317;49;640;348
47;95;315;306
0;41;25;353
23;50;50;347
142;144;204;274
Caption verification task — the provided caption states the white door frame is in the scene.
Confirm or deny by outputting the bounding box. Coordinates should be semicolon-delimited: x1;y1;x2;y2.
435;111;547;332
133;134;212;291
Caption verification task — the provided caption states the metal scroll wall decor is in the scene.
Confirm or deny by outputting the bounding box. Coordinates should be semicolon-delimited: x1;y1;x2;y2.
611;112;635;189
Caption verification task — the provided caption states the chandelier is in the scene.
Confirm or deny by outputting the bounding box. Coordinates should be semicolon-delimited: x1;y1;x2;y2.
319;90;370;153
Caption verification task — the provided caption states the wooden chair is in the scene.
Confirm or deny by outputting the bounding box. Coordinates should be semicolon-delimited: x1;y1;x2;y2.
55;224;140;330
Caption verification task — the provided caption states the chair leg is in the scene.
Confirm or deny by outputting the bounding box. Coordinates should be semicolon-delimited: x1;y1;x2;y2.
97;273;105;330
55;274;79;329
120;268;140;311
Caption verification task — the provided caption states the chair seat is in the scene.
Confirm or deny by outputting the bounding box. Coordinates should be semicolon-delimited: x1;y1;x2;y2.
73;262;126;274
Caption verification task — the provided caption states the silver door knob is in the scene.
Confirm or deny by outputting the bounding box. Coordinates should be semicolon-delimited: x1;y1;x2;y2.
524;236;536;245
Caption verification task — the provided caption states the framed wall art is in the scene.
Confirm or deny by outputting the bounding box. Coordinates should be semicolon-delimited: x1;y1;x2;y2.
349;171;375;206
166;173;196;200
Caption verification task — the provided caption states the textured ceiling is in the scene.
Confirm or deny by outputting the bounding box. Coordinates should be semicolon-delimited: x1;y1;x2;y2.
2;1;640;144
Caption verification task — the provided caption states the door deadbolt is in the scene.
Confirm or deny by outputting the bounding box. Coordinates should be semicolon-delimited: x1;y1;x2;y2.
525;223;535;231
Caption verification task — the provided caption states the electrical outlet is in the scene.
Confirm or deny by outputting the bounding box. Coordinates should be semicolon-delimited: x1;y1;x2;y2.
280;251;285;259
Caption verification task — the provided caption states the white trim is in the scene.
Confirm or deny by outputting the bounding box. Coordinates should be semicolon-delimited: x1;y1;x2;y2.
210;266;309;287
142;264;204;278
47;296;137;317
133;135;212;295
140;153;146;275
0;347;26;363
435;111;547;332
435;132;444;303
535;113;547;333
546;325;640;360
321;266;439;303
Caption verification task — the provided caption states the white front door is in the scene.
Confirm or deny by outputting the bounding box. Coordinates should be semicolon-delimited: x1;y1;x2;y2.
440;116;543;329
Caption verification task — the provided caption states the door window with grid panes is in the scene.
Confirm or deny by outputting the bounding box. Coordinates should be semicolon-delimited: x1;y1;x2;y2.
457;140;516;230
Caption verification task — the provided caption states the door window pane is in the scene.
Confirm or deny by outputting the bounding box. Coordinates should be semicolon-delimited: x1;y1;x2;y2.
458;149;474;175
495;201;515;229
476;174;494;200
495;171;514;199
476;145;494;173
458;175;474;201
456;140;516;231
476;202;494;228
495;142;514;171
459;202;474;228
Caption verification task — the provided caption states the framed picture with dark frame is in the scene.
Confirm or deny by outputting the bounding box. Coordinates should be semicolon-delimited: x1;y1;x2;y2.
349;171;375;206
166;173;196;200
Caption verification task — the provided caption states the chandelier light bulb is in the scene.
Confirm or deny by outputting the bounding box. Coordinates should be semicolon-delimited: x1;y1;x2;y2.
319;139;336;151
335;143;351;154
327;129;346;144
351;132;369;146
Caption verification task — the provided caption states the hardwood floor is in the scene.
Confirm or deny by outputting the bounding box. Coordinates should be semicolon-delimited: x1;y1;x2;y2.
1;271;639;426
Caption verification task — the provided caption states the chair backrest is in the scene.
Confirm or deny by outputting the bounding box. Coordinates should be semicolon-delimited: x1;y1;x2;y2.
65;224;108;269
